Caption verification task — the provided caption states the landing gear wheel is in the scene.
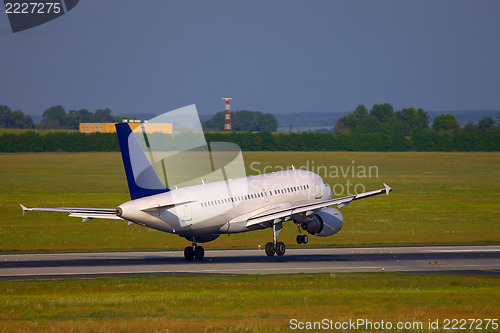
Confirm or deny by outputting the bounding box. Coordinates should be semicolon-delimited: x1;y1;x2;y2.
296;235;303;244
184;246;194;261
265;242;275;256
301;235;308;244
194;246;204;260
275;241;286;256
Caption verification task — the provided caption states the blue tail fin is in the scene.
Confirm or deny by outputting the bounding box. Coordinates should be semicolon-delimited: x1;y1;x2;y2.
115;123;170;200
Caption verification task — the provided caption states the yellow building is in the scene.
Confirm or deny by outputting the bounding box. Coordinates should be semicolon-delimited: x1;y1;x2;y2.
79;121;173;134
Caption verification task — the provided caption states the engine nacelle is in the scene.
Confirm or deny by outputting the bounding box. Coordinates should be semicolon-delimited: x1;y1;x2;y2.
301;207;344;237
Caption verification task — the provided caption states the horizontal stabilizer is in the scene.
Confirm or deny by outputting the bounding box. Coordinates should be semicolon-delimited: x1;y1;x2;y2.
20;205;122;220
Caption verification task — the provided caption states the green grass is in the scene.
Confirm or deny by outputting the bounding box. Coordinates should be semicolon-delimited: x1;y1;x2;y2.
1;152;499;333
0;273;498;332
0;152;499;252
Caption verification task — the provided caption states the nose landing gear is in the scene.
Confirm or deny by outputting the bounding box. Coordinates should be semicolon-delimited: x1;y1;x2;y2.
296;224;308;244
296;234;308;244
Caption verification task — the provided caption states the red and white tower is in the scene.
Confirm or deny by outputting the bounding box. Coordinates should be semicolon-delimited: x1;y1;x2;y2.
222;98;232;132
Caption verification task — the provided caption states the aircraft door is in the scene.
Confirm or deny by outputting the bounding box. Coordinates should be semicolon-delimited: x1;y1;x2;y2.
314;183;323;199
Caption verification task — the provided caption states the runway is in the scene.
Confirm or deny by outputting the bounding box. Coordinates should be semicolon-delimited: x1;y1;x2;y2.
1;245;499;280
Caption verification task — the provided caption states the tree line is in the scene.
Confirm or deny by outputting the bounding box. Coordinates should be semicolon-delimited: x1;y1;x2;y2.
1;105;275;132
202;110;278;132
0;105;35;129
1;129;498;152
204;130;500;151
1;102;499;152
335;103;498;136
0;105;126;130
0;132;118;152
37;106;122;129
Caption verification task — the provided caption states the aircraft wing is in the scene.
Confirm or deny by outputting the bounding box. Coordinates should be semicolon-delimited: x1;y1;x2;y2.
246;183;391;227
20;205;122;222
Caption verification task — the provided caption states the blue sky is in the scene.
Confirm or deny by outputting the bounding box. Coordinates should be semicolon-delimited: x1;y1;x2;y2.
1;1;499;116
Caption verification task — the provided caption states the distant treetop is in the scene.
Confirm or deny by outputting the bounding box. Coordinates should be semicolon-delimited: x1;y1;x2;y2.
0;105;34;129
335;103;429;136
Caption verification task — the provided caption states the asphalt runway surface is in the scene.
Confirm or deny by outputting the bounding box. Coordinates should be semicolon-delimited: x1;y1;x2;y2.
1;245;499;280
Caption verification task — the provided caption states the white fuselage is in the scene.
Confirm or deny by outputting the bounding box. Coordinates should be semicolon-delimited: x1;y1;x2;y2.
117;170;333;237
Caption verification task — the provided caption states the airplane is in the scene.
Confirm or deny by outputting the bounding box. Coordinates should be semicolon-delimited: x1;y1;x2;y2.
21;121;392;261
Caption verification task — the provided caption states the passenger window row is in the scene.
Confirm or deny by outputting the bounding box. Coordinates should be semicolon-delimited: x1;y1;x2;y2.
200;184;310;208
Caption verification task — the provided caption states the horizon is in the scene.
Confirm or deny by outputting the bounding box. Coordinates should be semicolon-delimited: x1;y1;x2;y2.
23;108;500;126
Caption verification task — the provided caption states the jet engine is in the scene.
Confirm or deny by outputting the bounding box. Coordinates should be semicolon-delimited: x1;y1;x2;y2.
301;207;344;237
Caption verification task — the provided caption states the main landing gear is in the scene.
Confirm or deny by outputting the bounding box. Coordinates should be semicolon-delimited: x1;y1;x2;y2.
265;222;286;256
296;224;308;244
265;241;286;256
184;237;204;261
264;222;310;257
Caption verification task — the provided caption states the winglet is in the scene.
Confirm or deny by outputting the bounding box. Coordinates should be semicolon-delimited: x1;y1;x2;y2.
383;183;392;195
20;204;28;216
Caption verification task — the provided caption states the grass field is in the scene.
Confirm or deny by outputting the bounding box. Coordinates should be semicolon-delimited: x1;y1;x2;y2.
0;151;499;252
1;273;499;332
1;152;499;332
